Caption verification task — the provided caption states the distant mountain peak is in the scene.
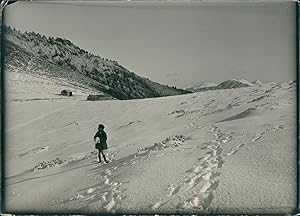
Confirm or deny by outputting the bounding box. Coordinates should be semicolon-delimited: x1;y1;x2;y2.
186;81;217;92
217;79;252;89
252;80;263;86
231;79;256;87
186;78;258;92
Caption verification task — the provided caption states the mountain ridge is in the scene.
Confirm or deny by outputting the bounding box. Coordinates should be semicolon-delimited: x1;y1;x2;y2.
186;79;260;92
4;26;190;100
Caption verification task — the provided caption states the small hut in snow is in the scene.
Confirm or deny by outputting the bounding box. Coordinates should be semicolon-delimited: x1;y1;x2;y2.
87;94;114;101
61;89;73;96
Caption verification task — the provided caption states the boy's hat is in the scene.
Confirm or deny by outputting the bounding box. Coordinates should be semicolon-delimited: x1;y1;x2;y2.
98;124;105;129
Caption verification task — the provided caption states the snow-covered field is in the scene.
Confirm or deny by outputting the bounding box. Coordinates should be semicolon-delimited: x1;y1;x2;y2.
4;73;297;214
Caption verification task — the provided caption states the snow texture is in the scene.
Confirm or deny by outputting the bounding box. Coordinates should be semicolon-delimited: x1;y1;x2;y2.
4;72;296;214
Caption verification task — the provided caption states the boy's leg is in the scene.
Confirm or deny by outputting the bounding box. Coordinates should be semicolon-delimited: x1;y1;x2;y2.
101;150;108;163
98;149;102;163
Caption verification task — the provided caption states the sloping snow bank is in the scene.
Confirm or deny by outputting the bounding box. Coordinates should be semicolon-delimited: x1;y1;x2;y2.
5;81;296;214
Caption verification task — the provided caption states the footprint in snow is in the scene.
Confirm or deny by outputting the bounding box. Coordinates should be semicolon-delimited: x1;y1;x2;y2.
53;165;124;212
152;126;231;212
252;125;284;142
225;143;245;156
19;146;49;157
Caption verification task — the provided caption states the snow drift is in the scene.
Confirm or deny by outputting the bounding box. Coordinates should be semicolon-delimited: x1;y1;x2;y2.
4;75;297;214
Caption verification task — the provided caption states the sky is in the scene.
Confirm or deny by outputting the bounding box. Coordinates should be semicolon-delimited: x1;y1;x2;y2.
4;1;296;88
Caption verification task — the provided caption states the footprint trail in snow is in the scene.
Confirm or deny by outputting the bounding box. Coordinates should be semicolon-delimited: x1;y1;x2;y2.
152;126;246;213
51;164;124;213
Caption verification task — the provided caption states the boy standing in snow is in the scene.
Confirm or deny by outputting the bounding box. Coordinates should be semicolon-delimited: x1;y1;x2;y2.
94;124;108;163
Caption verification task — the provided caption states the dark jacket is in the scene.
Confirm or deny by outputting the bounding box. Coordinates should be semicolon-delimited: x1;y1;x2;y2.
94;130;107;150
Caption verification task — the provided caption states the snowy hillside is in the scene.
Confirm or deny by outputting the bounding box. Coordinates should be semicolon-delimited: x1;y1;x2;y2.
4;26;189;100
6;70;106;102
5;78;296;214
